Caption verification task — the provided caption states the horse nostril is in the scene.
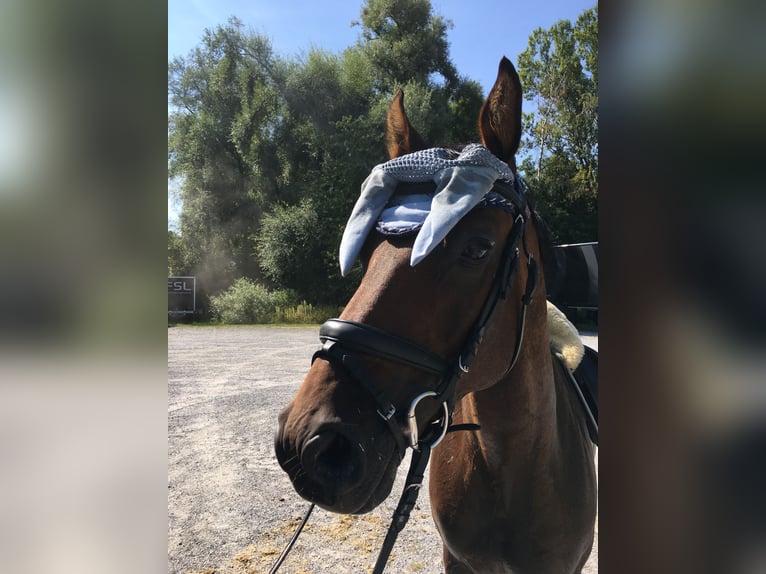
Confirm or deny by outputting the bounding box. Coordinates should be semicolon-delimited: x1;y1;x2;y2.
300;430;365;490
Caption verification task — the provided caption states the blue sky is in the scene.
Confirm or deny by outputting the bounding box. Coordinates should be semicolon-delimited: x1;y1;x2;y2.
169;0;595;95
168;0;596;228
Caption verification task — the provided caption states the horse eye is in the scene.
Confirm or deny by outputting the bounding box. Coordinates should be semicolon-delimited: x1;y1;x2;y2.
461;239;494;262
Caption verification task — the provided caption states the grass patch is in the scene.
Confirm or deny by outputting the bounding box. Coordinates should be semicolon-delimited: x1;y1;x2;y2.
274;302;342;324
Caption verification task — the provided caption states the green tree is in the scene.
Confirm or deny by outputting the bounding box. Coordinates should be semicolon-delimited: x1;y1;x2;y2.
251;48;384;303
517;6;598;243
252;0;483;302
352;0;484;146
354;0;458;93
167;229;189;275
168;18;285;294
448;78;485;144
255;199;328;302
168;2;488;311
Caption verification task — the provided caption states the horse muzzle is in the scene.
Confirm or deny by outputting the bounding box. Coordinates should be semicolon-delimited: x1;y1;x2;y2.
274;403;401;514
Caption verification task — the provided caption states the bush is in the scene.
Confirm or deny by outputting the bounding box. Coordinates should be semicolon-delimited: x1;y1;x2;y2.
209;278;299;324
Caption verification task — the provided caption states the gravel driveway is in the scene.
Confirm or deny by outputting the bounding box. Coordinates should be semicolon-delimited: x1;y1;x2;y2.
168;325;598;573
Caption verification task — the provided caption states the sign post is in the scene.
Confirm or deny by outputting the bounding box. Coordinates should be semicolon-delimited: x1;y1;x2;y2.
168;276;196;316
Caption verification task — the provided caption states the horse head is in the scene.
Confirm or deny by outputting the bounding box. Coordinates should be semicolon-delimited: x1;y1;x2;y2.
274;58;543;514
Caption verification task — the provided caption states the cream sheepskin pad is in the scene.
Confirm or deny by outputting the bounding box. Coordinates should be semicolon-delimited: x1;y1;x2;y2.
547;301;584;371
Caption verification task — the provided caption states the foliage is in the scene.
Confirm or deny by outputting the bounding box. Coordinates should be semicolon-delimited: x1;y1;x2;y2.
516;6;598;243
448;78;485;144
354;0;458;93
274;302;343;324
520;154;596;243
168;1;485;308
209;278;337;324
255;199;329;302
209;278;299;324
168;229;188;275
168;18;284;294
168;2;598;315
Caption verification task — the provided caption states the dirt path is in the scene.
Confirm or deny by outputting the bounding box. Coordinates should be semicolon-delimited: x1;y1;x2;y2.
168;325;597;573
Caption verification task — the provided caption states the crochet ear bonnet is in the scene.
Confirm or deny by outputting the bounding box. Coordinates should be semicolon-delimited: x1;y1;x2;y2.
338;144;521;276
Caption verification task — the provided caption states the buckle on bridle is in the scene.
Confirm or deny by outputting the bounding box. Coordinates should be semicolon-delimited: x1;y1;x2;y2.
407;391;450;450
377;405;396;421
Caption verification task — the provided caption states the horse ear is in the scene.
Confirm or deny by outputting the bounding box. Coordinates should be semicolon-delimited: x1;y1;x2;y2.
479;57;522;170
386;89;426;159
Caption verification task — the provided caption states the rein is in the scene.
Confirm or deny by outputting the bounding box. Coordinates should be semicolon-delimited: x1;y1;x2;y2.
270;178;537;573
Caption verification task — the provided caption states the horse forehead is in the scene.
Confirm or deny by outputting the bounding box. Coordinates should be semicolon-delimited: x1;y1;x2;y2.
445;207;512;240
360;210;512;303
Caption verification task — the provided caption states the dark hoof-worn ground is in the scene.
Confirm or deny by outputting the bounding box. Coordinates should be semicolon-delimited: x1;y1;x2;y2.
168;325;598;573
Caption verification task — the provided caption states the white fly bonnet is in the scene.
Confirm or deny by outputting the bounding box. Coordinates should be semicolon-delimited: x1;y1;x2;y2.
338;144;520;276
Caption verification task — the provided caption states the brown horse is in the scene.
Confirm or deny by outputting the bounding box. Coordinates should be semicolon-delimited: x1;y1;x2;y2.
275;58;596;573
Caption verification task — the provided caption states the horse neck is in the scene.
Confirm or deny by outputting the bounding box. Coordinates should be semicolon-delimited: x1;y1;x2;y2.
460;290;560;467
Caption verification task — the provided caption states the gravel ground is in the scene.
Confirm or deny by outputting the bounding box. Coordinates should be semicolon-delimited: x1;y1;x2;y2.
168;325;598;574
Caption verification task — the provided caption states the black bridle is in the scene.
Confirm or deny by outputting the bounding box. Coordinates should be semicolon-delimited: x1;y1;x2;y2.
313;178;537;456
270;178;538;574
